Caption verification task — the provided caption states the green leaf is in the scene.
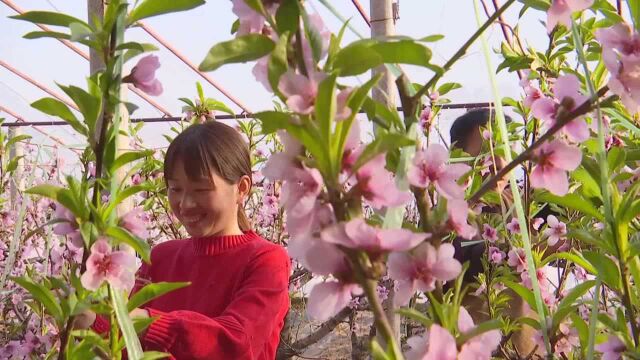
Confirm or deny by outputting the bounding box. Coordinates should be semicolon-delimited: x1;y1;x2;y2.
503;280;545;316
31;98;88;136
570;312;589;349
24;31;71;40
128;282;190;312
437;82;462;96
396;308;431;327
6;134;32;149
139;351;172;360
352;132;415;172
110;150;153;173
112;289;144;360
6;156;24;173
204;99;235;115
116;42;158;52
607;147;626;174
370;339;392;360
127;0;205;25
106;185;148;217
58;85;101;131
541;251;596;274
10;11;89;28
199;34;275;72
268;33;289;95
11;276;63;325
123;43;160;63
69;22;92;41
371;39;433;67
253;111;293;134
333;40;382;76
25;184;66;202
419;34;445;42
627;0;640;31
552;280;596;328
315;74;337;147
536;191;604;221
583;251;621;291
105;227;151;263
301;10;324;63
275;0;300;34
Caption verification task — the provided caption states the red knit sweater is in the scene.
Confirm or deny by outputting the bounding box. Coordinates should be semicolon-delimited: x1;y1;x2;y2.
93;231;290;359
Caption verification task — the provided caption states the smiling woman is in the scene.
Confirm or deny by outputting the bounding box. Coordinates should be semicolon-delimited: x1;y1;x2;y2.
88;121;291;359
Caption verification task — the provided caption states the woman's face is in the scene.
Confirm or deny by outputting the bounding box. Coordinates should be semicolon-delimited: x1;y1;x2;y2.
464;127;484;157
166;159;241;238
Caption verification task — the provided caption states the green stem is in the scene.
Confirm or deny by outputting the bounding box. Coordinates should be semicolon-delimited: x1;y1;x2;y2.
413;0;516;102
473;0;552;353
586;279;601;360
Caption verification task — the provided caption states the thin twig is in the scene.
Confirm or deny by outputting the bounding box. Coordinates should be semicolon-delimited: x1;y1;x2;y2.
469;87;612;204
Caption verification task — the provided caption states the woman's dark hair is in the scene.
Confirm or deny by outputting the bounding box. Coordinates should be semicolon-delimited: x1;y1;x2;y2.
449;108;512;150
164;121;252;231
449;109;491;150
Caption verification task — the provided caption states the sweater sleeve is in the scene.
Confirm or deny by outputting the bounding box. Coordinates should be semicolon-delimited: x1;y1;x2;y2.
141;247;290;359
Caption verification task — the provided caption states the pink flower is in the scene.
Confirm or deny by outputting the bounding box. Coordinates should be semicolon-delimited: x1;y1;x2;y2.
531;74;590;142
530;139;582;196
335;88;353;121
520;268;549;290
0;210;16;228
524;85;543;108
53;204;83;248
543;215;567;246
387;243;462;306
307;280;362;320
408;144;471;199
507;247;527;272
596;23;640;113
506;217;520;233
532;217;545;230
262;131;302;181
419;106;433;130
119;207;149;239
458;307;502;359
88;162;96;177
356;154;411;209
555;321;581;354
321;218;429;253
595;335;626;360
447;199;477;240
80;239;137;291
126;55;163;96
287;201;334;238
405;325;457;360
342;120;362;172
489;246;505;264
231;0;266;36
546;0;593;33
281;165;324;216
278;70;325;114
252;55;271;92
482;224;498;242
289;231;349;277
131;173;143;185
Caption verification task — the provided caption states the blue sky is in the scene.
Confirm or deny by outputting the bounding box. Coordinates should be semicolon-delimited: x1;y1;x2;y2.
0;0;553;164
